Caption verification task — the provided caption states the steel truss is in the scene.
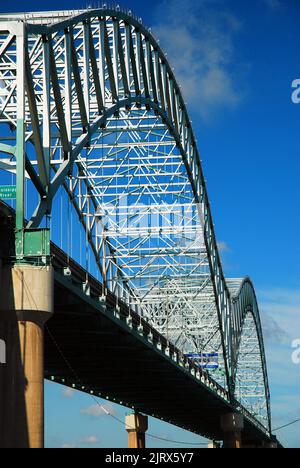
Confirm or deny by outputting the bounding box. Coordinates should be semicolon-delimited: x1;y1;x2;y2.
0;7;271;434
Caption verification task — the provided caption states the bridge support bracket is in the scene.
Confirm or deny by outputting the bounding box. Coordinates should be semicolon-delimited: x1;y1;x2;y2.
15;228;51;265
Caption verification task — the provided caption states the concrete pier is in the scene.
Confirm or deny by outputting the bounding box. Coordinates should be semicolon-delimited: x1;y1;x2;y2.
0;265;53;448
221;413;244;449
126;413;148;449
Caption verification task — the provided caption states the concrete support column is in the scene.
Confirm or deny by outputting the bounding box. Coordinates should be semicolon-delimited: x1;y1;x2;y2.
0;265;53;448
221;413;244;449
126;413;148;449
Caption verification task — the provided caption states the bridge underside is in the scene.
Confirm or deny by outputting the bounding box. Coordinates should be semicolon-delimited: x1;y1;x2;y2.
45;266;271;446
0;200;272;446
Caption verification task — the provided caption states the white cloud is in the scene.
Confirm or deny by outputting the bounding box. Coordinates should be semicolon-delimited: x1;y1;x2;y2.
257;287;300;446
259;288;300;342
80;435;100;445
80;403;117;418
217;241;230;253
62;387;76;399
152;0;244;120
261;313;289;344
265;344;299;388
60;436;100;448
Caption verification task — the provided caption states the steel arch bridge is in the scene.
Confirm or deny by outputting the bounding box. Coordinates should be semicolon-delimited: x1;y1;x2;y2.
0;8;271;437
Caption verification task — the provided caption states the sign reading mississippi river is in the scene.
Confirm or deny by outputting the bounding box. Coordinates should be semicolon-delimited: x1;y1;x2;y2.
0;185;16;200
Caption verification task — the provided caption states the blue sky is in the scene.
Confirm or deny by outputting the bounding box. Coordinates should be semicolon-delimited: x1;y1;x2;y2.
1;0;299;448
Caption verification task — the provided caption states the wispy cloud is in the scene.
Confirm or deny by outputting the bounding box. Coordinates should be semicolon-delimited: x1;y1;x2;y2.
152;0;244;120
261;313;289;345
258;287;300;446
80;403;117;418
60;436;100;448
80;435;100;445
217;241;230;253
62;387;76;399
259;288;300;342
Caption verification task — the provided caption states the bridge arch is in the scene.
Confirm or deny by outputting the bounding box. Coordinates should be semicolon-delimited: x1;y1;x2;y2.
0;7;271;434
229;279;271;433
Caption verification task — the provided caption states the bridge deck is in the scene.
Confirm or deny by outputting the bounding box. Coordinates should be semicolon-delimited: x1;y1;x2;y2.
0;200;273;445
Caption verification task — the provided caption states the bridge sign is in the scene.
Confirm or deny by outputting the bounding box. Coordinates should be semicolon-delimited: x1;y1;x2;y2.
185;353;219;370
0;185;16;200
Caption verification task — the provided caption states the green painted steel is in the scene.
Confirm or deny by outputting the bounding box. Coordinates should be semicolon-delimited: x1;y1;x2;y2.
0;185;16;200
15;123;26;258
23;229;51;258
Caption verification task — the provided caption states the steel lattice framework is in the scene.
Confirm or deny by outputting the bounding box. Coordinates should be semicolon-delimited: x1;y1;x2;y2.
0;8;271;434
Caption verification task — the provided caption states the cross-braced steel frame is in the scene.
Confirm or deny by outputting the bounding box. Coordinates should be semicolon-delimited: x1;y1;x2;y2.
0;7;271;435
